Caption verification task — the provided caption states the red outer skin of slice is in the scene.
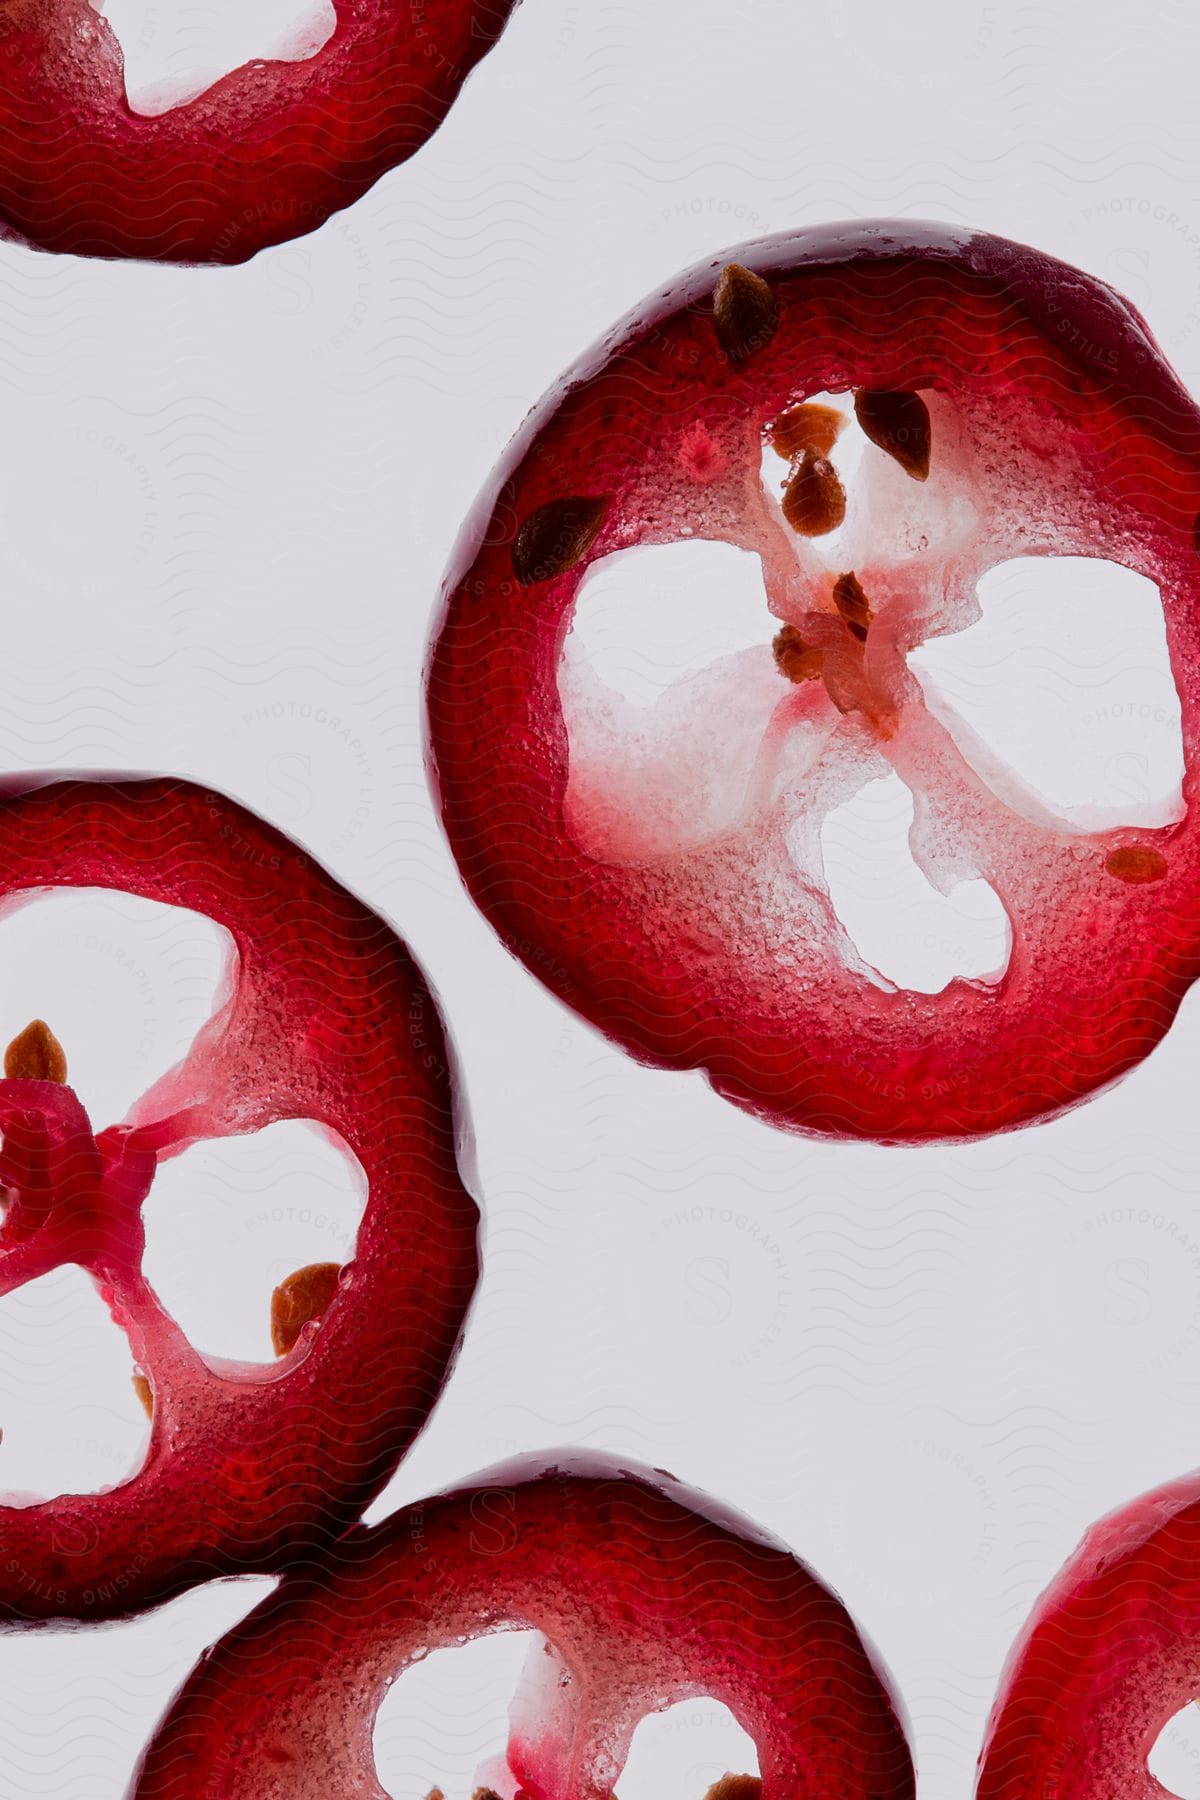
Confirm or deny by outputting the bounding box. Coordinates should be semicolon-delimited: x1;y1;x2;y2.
131;1451;915;1800
0;773;479;1623
0;0;518;264
426;219;1200;1143
976;1469;1200;1800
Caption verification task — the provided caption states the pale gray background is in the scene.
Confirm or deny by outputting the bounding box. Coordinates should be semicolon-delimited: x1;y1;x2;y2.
1;0;1199;1794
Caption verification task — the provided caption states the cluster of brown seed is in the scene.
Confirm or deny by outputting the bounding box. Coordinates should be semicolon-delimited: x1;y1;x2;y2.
504;266;938;716
770;385;930;541
709;257;932;532
747;287;931;694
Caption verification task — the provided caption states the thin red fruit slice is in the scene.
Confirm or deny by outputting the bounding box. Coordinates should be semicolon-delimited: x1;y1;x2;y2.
0;0;518;264
977;1469;1200;1800
131;1451;915;1799
427;219;1200;1142
0;773;477;1623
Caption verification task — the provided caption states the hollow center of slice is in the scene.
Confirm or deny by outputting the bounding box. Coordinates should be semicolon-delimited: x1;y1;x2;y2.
100;0;336;116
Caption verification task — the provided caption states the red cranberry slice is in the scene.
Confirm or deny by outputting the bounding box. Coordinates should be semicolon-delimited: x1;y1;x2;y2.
427;220;1200;1142
0;773;477;1622
977;1469;1200;1800
0;0;518;264
131;1451;914;1799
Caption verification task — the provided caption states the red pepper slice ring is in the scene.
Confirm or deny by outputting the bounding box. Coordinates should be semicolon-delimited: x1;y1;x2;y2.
0;0;519;264
428;220;1200;1143
0;773;478;1623
131;1451;914;1799
977;1470;1200;1800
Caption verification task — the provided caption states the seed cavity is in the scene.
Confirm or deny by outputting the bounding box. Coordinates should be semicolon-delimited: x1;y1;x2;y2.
770;401;843;461
854;387;931;481
1105;845;1168;884
712;262;778;364
773;625;823;684
832;570;872;641
132;1374;153;1420
703;1779;763;1800
4;1019;67;1085
271;1262;342;1357
512;497;608;586
782;452;846;537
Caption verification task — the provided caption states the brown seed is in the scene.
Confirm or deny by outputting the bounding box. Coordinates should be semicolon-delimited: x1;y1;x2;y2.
781;452;846;537
132;1375;154;1420
472;1790;504;1800
854;387;931;480
832;569;872;641
271;1262;342;1357
1105;846;1168;884
4;1019;67;1084
772;625;824;684
770;401;844;461
703;1779;763;1800
511;496;608;586
712;262;778;363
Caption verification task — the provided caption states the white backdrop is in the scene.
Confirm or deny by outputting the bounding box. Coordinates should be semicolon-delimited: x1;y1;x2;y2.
2;0;1200;1794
